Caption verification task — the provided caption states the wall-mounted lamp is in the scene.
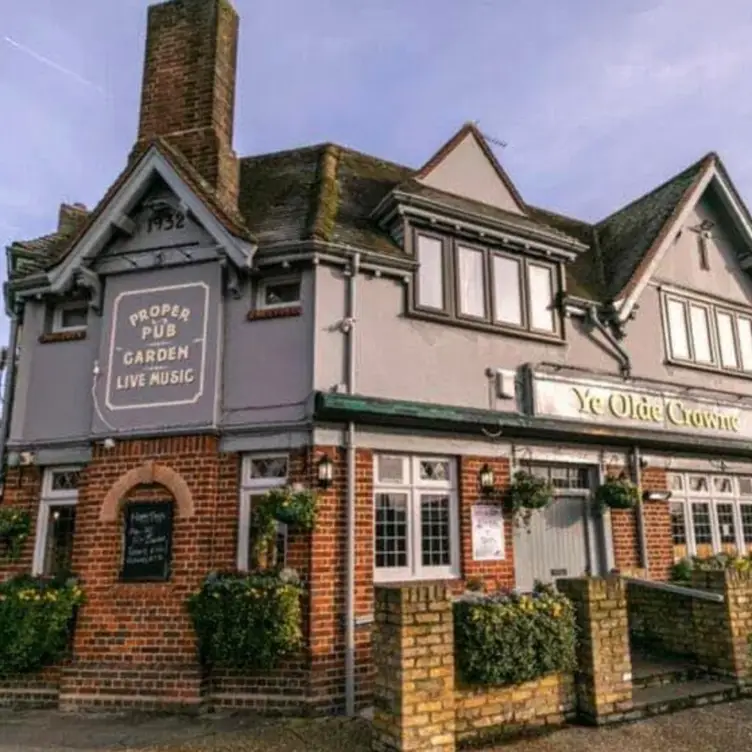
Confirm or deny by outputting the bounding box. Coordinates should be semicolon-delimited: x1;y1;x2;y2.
479;463;495;494
18;451;36;467
643;489;672;502
317;454;334;489
102;438;116;450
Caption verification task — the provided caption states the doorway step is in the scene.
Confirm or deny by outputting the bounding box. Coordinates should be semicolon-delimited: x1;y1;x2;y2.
630;650;739;718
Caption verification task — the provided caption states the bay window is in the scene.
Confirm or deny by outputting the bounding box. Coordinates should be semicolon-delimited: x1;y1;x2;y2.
663;291;752;376
373;454;459;582
414;230;561;338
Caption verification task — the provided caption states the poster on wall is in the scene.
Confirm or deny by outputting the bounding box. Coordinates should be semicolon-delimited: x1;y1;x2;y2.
471;504;505;561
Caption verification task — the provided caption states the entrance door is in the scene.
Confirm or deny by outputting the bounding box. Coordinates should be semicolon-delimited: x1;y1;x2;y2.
513;464;598;593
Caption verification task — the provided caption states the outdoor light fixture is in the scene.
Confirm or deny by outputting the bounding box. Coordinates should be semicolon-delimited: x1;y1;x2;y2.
317;454;334;489
643;489;672;502
479;463;495;494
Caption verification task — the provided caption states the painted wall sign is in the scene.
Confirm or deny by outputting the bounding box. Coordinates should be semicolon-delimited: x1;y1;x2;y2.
105;282;209;411
532;374;752;438
471;504;505;561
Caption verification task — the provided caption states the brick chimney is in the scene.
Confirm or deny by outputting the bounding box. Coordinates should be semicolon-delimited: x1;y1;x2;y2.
134;0;240;211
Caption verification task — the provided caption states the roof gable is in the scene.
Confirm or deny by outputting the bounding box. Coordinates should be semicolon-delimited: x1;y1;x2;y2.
416;123;526;215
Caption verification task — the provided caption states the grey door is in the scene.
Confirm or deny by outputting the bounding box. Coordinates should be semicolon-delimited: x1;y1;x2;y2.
514;493;591;592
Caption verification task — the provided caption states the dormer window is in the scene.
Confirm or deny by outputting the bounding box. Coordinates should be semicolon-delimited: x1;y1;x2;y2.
51;301;88;333
413;230;561;339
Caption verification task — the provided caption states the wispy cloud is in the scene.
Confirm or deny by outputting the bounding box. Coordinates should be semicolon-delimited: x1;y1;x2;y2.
2;35;105;94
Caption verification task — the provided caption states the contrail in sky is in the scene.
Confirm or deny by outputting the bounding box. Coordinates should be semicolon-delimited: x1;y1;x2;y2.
2;35;105;94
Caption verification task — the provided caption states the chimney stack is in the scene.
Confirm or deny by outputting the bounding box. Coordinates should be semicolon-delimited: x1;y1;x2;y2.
134;0;240;211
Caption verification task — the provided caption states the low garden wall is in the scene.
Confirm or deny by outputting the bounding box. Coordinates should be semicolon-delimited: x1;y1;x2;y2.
627;584;695;658
372;577;632;752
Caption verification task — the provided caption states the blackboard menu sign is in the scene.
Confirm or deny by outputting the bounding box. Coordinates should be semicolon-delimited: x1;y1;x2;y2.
121;501;174;582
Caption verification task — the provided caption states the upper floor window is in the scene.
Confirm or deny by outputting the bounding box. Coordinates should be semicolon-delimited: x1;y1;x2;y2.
51;301;88;333
257;276;301;311
663;292;752;375
414;231;560;338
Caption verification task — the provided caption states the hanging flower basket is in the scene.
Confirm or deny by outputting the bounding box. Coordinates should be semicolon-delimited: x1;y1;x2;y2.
0;508;32;561
505;471;554;528
264;487;318;531
594;474;639;510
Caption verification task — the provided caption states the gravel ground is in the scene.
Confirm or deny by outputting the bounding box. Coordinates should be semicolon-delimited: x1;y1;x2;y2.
2;702;752;751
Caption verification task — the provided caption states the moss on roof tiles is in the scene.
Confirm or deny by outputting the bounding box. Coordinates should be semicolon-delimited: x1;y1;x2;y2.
595;153;713;298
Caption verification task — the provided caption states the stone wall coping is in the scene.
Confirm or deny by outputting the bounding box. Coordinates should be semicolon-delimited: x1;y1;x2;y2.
624;576;725;604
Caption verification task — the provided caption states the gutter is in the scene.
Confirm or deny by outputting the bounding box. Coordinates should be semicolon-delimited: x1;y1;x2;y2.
0;309;20;494
344;251;360;717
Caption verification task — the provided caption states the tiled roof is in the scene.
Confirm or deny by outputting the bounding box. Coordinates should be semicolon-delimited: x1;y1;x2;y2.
4;134;723;309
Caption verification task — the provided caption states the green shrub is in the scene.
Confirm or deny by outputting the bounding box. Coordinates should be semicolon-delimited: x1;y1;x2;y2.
454;583;577;687
505;472;553;528
0;508;32;561
670;558;694;584
594;474;639;510
186;569;304;671
0;576;84;678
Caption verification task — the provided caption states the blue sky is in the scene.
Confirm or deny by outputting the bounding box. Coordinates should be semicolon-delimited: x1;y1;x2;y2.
1;0;752;323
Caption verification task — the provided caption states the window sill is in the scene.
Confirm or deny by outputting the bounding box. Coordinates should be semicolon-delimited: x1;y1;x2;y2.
407;308;565;345
247;306;302;321
39;330;87;344
664;357;752;382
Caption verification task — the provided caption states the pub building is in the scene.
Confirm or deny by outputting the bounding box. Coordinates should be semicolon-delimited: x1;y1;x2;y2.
3;0;752;716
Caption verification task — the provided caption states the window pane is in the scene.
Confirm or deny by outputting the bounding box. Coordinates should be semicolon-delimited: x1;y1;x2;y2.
492;256;523;326
377;455;405;484
670;502;688;562
249;457;288;481
739;477;752;496
689;305;713;363
60;307;87;329
420;494;451;567
689;475;708;493
418;460;450;483
716;503;737;551
262;280;300;307
669;474;684;492
739;318;752;371
691;503;713;559
43;506;76;578
375;493;408;569
50;470;80;492
248;494;286;569
528;265;555;331
717;311;738;368
457;246;486;318
417;235;444;309
713;477;733;494
667;299;689;359
740;504;752;554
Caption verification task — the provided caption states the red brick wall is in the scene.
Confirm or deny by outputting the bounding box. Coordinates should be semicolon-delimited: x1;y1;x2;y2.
642;467;672;580
459;456;515;591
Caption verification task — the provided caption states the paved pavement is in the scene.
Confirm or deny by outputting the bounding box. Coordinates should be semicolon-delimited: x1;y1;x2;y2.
2;701;752;751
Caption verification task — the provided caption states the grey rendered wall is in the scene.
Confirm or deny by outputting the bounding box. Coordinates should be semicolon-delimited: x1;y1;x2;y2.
221;270;314;429
314;265;616;409
9;301;98;445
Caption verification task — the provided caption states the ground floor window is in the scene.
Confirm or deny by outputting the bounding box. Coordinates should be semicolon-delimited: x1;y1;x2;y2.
373;454;459;583
238;454;289;570
668;472;752;561
32;467;80;578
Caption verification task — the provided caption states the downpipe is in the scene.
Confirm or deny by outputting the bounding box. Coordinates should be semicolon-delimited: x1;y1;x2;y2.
0;310;20;493
632;446;650;574
587;305;631;378
344;252;360;717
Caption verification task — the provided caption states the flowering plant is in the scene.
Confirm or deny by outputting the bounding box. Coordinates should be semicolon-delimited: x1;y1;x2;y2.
454;582;577;686
0;507;32;560
505;471;554;528
0;575;84;677
594;474;639;510
186;570;304;670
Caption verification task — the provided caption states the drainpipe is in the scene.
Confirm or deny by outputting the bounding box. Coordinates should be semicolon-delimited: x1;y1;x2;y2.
0;308;20;493
632;446;650;575
344;252;360;717
587;305;631;378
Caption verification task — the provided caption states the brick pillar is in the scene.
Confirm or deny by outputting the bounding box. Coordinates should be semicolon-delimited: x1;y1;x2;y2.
558;577;632;724
372;585;455;752
691;569;752;683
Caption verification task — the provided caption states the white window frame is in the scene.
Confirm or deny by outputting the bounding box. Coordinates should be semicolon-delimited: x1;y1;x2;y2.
373;454;460;584
51;301;88;333
668;472;752;559
237;453;290;571
256;276;301;311
416;233;446;311
526;261;556;333
32;466;81;576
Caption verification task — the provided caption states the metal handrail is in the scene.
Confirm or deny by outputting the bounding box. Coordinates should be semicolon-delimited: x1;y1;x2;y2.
623;576;724;603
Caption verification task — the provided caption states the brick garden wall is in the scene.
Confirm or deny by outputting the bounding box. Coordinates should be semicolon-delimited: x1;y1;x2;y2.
627;584;695;657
